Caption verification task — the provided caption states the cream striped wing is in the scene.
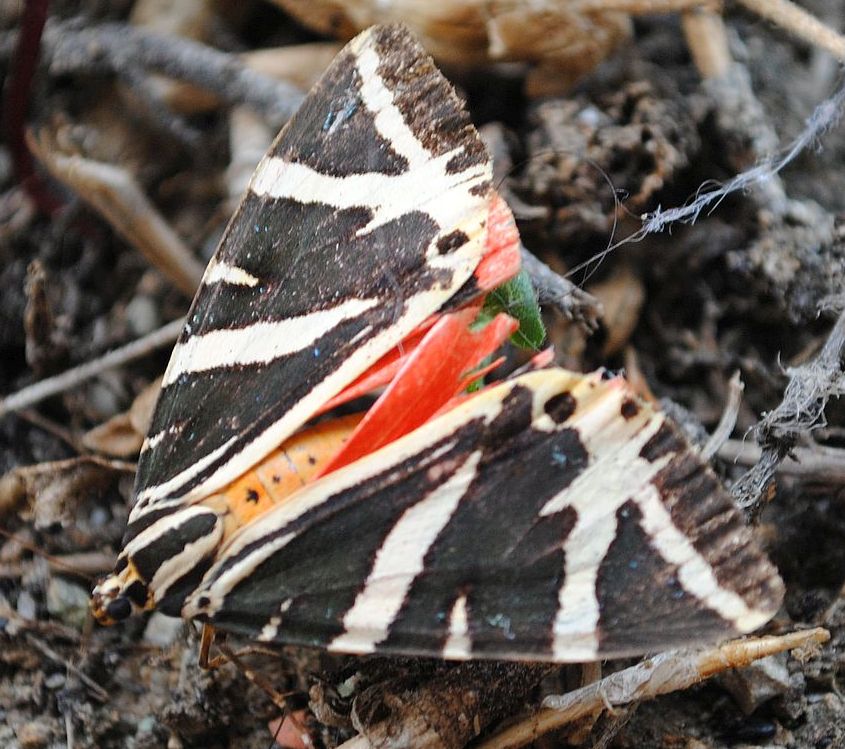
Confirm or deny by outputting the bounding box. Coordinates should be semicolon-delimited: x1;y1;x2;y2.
130;24;493;524
184;369;783;662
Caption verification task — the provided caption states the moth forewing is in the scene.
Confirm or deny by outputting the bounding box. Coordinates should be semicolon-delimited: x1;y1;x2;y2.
183;369;783;662
130;23;495;516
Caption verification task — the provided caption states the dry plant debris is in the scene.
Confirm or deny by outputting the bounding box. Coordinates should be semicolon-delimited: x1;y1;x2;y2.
477;628;830;749
267;0;845;94
0;2;844;748
27;129;204;297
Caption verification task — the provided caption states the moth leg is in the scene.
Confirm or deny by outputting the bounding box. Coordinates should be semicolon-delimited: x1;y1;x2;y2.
198;624;248;671
199;631;312;739
198;625;298;712
198;623;218;669
215;640;298;713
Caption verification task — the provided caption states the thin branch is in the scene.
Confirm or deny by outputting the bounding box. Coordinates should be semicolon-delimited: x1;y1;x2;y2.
27;130;204;296
736;0;845;61
64;711;75;749
120;64;204;149
681;6;732;79
48;551;115;578
0;527;106;581
760;310;845;440
719;439;845;484
520;246;602;330
732;308;845;508
0;317;183;418
40;19;304;126
22;630;110;702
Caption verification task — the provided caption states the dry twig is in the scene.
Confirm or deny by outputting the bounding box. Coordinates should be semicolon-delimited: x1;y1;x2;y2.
736;0;845;60
27;130;204;296
0;318;183;419
475;628;829;749
760;311;845;440
732;309;845;508
680;6;731;79
23;631;110;702
38;19;305;126
47;550;116;578
332;631;828;749
719;439;845;485
702;370;744;460
1;604;110;701
520;247;602;330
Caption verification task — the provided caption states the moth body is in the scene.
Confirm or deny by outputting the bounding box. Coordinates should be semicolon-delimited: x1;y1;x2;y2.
92;413;363;622
92;23;783;663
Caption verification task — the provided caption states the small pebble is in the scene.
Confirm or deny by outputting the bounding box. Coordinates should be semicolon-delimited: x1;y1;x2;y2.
16;590;37;620
126;295;161;337
89;506;110;529
143;612;183;647
15;720;51;749
46;577;91;630
44;673;66;690
87;381;122;419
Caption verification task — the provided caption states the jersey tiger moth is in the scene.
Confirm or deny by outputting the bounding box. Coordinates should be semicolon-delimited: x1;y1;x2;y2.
91;23;783;662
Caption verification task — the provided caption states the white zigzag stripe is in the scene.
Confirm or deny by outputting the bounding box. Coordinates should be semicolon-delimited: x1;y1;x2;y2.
160;297;378;387
204;259;259;287
541;383;763;660
353;42;430;166
442;594;472;659
328;451;481;654
250;154;487;238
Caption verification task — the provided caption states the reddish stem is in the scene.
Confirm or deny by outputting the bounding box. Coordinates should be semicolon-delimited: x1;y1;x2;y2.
3;0;64;214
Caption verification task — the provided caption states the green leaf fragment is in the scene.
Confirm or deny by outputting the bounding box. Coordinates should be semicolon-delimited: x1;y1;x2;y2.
480;270;545;350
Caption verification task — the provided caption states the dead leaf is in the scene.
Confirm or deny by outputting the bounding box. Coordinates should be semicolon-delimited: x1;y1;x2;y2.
0;456;134;528
268;0;634;95
81;413;144;458
589;265;645;358
82;377;161;457
27;129;203;297
129;377;161;436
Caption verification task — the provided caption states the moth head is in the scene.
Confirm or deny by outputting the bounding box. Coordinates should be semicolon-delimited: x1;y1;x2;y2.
90;558;147;625
91;505;224;625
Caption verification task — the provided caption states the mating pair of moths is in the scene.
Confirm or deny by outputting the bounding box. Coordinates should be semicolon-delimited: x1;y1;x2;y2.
92;24;783;661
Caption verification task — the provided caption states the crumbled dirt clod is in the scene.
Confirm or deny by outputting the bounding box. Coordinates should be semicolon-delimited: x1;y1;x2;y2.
719;654;791;715
15;719;52;749
517;77;699;249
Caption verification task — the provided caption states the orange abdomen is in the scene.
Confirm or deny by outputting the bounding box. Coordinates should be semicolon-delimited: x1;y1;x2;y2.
201;413;363;539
